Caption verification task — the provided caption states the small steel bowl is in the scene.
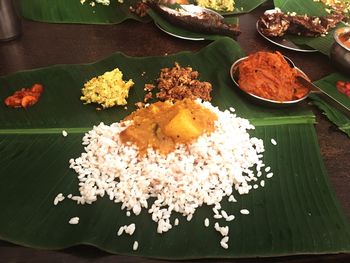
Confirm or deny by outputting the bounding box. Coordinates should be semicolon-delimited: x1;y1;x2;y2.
330;27;350;75
230;56;309;107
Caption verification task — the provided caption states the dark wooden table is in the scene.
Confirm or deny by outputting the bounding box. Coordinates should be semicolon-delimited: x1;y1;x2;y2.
0;4;349;263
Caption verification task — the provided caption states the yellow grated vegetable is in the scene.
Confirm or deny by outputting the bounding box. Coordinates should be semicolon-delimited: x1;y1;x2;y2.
80;68;134;108
196;0;235;12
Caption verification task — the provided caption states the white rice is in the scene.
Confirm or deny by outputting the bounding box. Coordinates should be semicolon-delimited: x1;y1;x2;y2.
266;172;274;178
186;214;193;221
174;218;179;226
228;195;237;202
68;100;271;248
221;236;229;243
53;193;65;205
69;217;79;225
117;223;136;236
204;218;210;227
125;223;136;235
220;241;228;249
220;236;229;249
240;209;250;215
214;222;229;237
260;180;265;187
220;226;229;236
214;203;221;210
221;210;228;219
133;241;139;251
62;130;68;137
226;215;235;222
271;138;277;145
117;226;125;236
214;214;223;219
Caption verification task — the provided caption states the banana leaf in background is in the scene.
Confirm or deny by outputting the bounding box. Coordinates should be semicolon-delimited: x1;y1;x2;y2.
185;0;268;15
19;0;267;24
218;0;268;15
284;24;343;56
310;73;350;137
0;38;350;258
273;0;346;56
274;0;328;16
19;0;150;24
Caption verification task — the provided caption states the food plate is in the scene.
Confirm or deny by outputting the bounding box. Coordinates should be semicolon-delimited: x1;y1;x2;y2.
154;21;205;41
150;4;227;41
230;54;350;115
256;20;318;53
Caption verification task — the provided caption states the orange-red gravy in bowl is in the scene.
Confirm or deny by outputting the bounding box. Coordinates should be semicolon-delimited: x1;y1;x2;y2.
238;51;309;102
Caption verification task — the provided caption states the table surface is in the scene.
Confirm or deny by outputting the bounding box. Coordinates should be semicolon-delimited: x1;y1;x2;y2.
0;3;349;263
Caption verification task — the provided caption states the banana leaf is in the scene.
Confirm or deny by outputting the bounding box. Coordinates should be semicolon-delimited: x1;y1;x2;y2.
284;24;343;56
19;0;267;24
218;0;268;15
274;0;328;16
310;73;350;137
1;38;350;258
0;38;314;129
184;0;268;14
19;0;150;24
273;0;346;56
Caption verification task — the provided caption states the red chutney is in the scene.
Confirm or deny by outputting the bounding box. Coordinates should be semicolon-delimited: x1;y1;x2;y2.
339;31;350;49
238;51;309;102
336;80;350;98
4;83;44;108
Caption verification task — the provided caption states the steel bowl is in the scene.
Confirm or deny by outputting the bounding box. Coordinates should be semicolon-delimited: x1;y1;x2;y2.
229;56;309;107
330;27;350;75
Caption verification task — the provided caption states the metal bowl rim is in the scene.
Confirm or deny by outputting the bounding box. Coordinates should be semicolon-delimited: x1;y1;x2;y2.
230;56;309;105
177;4;224;19
334;26;350;52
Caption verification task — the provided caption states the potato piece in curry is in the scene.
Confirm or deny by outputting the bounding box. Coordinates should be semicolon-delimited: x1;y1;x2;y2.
120;99;217;155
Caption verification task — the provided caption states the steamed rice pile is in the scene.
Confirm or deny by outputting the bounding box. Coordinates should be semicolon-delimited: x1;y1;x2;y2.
69;100;268;238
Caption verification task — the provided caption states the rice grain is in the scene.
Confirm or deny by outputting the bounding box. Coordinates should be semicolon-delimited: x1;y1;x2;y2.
69;217;79;225
133;241;139;251
240;209;250;215
271;138;277;145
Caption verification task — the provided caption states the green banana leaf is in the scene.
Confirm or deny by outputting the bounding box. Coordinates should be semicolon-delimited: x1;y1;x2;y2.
284;24;343;56
273;0;346;56
310;73;350;137
0;38;314;129
274;0;328;16
218;0;268;15
19;0;150;24
1;38;350;258
19;0;267;24
185;0;268;14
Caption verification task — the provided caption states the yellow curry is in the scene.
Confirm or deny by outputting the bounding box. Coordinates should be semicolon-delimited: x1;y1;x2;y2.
120;99;217;155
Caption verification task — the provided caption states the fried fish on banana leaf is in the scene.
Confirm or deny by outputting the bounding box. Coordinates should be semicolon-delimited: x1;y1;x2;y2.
148;2;240;38
258;9;345;37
